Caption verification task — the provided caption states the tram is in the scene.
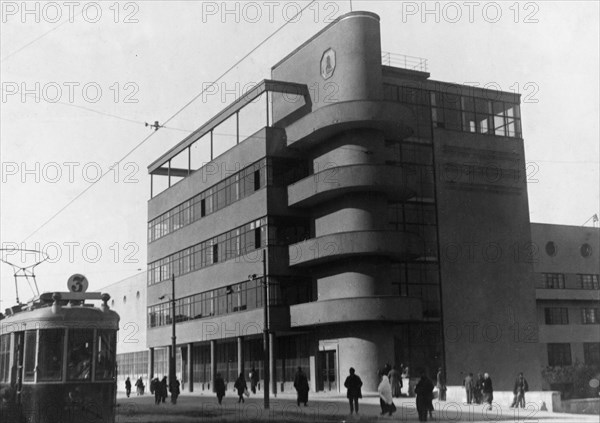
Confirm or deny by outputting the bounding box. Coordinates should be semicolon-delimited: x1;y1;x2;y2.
0;274;120;423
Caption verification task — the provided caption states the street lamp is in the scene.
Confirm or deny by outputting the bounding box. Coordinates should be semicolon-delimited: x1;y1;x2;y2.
159;273;176;392
248;248;269;409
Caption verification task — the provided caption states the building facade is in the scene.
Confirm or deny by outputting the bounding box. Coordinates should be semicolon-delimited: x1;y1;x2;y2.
145;11;542;393
531;223;600;398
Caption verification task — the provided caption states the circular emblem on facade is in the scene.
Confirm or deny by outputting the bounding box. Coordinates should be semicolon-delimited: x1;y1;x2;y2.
580;243;592;258
545;241;557;257
67;273;89;293
320;48;336;80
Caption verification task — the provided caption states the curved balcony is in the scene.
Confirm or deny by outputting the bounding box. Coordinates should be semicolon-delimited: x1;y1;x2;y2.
289;230;424;267
288;164;417;207
290;296;422;327
284;100;415;149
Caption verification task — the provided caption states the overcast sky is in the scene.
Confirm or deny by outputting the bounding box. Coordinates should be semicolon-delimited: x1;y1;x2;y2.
1;1;598;304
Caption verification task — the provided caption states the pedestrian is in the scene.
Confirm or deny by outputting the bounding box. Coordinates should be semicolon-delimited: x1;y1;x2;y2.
249;366;259;394
135;377;144;395
474;373;484;404
389;365;403;398
436;367;447;401
169;377;181;404
215;373;226;405
234;373;247;403
463;372;474;404
510;373;529;408
377;372;396;416
344;367;363;415
482;373;493;410
160;376;168;403
294;367;309;406
151;377;160;404
415;371;434;422
125;377;131;398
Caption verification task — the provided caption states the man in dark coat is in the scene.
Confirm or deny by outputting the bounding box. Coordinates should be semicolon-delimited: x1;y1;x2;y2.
214;373;226;404
234;373;247;403
249;366;259;394
151;377;160;404
482;373;493;410
169;377;181;404
474;373;484;404
510;373;529;408
344;367;363;415
293;367;309;406
415;372;434;422
463;373;474;404
125;377;131;398
160;376;168;403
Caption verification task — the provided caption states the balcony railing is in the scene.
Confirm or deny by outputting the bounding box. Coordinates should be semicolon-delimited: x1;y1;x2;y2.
382;51;428;72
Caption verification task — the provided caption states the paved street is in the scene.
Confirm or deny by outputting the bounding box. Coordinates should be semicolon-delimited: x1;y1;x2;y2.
115;392;598;423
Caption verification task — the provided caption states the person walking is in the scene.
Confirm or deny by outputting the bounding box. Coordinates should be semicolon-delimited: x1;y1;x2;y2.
151;377;161;404
135;377;144;395
125;377;132;398
436;367;447;401
415;371;434;422
510;373;529;408
377;373;396;416
215;373;226;405
249;366;259;394
160;376;168;403
169;377;181;404
482;373;493;410
463;373;474;404
344;367;363;415
294;367;310;406
388;365;403;398
234;373;247;403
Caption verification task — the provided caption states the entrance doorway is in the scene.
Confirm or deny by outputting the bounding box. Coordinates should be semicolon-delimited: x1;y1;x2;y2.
318;350;336;392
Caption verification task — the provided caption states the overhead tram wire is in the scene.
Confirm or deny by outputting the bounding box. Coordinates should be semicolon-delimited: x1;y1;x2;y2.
19;0;318;243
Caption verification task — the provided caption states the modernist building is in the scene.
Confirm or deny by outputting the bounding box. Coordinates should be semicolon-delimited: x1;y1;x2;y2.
531;223;600;397
145;11;543;393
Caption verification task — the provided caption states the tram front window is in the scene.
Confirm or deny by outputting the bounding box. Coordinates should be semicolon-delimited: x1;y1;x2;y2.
95;330;116;380
23;330;37;382
38;329;65;381
67;329;93;381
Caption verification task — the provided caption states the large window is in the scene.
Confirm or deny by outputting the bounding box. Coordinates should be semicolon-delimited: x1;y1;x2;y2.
579;274;599;289
429;90;521;138
548;343;572;366
545;308;569;325
23;330;37;382
583;343;600;365
96;330;116;380
581;308;599;324
38;329;64;381
543;273;565;289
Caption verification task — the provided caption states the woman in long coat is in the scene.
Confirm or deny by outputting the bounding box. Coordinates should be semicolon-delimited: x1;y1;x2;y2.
415;372;434;422
377;374;396;416
293;367;309;406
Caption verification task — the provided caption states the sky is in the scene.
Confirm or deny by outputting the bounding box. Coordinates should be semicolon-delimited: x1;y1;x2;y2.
0;0;598;305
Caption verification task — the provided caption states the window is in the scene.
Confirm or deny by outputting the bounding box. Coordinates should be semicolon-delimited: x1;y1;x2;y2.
579;274;599;289
95;330;116;380
38;329;64;381
583;343;600;365
543;273;565;289
581;308;599;324
67;329;94;381
0;334;10;383
545;308;569;325
548;343;572;366
545;241;557;257
581;243;593;258
23;331;37;382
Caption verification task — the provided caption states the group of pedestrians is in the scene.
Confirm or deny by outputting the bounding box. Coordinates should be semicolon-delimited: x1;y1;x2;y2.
124;376;145;398
148;376;180;404
462;372;494;409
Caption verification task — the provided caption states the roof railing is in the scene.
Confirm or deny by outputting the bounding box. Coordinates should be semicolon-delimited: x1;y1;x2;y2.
382;51;428;72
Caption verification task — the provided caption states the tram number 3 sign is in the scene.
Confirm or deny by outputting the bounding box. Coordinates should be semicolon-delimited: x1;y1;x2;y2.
67;273;89;293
